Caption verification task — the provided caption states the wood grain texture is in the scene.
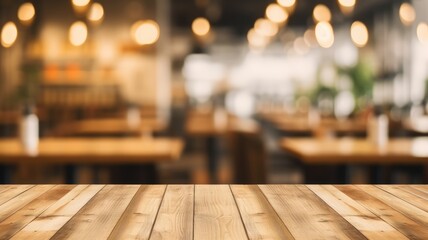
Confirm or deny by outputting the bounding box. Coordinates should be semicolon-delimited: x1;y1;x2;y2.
108;185;166;240
11;185;104;240
402;185;428;200
0;184;427;240
259;185;366;240
194;185;248;240
150;185;194;240
0;138;184;164
378;185;428;212
280;138;428;164
308;185;408;239
358;185;428;227
50;185;139;240
231;185;294;239
0;185;53;223
0;185;74;239
337;185;428;239
0;185;33;206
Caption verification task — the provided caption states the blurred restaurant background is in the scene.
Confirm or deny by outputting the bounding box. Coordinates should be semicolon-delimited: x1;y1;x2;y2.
0;0;428;184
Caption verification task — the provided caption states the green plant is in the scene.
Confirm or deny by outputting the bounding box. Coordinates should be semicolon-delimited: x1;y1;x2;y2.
338;60;374;112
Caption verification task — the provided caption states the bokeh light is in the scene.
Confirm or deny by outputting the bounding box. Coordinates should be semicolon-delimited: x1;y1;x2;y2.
247;28;269;49
313;4;331;23
17;3;36;25
1;22;18;48
350;21;369;47
266;3;288;24
254;18;278;37
69;21;88;46
337;0;356;14
399;3;415;26
315;21;334;48
192;17;210;36
87;2;104;23
417;22;428;44
131;20;160;45
71;0;91;7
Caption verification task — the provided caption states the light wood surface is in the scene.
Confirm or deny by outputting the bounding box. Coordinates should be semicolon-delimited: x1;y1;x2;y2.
53;118;166;137
264;114;367;135
185;110;259;136
0;137;183;164
1;185;427;239
280;137;428;164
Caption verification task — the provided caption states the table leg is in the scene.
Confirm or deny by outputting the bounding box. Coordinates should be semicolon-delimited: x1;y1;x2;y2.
207;136;219;183
109;164;158;184
369;165;391;184
0;165;11;184
65;165;77;184
424;165;428;184
303;164;349;184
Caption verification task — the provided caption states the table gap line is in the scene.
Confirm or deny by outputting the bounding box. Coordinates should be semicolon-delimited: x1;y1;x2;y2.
406;186;428;200
0;185;56;223
228;185;250;240
49;184;108;239
375;185;428;213
301;185;369;240
356;185;428;225
7;185;78;239
192;184;195;240
257;185;298;240
106;185;149;239
147;184;168;240
337;185;426;239
0;185;36;208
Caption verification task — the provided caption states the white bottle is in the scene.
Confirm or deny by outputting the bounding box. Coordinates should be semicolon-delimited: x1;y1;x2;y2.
367;114;388;147
126;106;141;129
20;106;39;156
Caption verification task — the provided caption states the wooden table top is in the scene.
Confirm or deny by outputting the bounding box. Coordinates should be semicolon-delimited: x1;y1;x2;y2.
271;116;367;135
0;137;183;164
280;137;428;164
53;118;166;137
0;184;427;239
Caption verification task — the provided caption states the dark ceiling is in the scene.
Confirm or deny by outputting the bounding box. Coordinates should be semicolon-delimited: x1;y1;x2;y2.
172;0;398;34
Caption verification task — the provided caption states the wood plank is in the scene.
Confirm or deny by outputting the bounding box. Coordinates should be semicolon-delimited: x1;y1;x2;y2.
411;185;428;194
150;185;194;240
11;185;104;240
51;185;139;240
337;185;428;239
308;185;408;240
0;185;33;206
0;185;74;239
280;138;428;164
230;185;294;239
108;185;166;240
402;186;428;201
194;185;248;240
358;185;428;227
0;185;53;223
378;185;428;212
259;185;366;240
0;138;184;164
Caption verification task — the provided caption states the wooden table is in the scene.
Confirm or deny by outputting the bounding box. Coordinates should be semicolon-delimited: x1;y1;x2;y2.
280;137;428;183
0;138;183;183
0;184;427;239
53;118;166;137
264;114;367;137
186;110;259;182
